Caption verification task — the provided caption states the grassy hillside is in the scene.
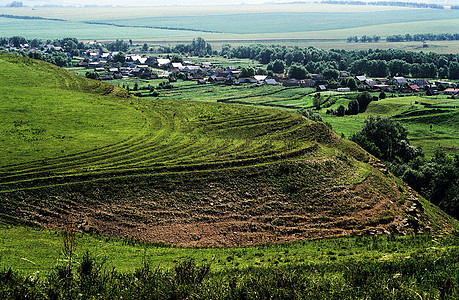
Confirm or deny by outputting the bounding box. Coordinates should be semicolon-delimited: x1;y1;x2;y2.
0;53;145;166
0;54;457;248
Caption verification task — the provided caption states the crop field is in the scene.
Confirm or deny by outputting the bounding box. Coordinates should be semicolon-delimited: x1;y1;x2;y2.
0;4;457;52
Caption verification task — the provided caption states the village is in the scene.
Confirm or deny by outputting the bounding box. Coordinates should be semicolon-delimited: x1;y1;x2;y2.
74;48;459;97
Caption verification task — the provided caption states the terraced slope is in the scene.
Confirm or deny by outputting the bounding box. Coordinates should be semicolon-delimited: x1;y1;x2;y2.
0;54;455;246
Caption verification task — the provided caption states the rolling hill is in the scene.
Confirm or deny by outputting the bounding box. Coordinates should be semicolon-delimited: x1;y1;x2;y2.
0;53;456;247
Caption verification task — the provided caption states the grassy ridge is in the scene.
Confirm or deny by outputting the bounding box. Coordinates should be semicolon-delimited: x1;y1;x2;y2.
0;54;145;166
0;54;456;247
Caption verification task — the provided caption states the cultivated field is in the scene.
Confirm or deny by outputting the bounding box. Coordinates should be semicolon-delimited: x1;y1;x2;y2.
0;4;458;52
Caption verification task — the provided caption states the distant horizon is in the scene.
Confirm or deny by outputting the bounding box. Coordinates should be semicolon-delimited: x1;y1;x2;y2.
2;0;459;8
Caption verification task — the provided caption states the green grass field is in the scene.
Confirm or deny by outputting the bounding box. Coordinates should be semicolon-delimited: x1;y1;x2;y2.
137;78;457;158
0;4;457;52
0;49;458;298
0;54;145;166
0;225;457;274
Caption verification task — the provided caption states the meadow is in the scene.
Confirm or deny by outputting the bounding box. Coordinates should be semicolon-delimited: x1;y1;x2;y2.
117;74;458;158
1;46;459;297
0;4;458;52
1;224;458;298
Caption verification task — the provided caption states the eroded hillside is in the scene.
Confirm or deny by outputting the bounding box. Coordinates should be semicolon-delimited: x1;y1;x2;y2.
0;54;455;246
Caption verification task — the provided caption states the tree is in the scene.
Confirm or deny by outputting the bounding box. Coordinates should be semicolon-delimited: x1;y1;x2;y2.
346;100;359;115
142;43;149;52
336;105;346;117
240;67;255;78
351;116;420;162
356;91;373;113
288;64;307;79
268;59;285;74
313;93;322;110
341;77;358;90
171;54;184;63
323;68;339;80
85;71;99;80
379;91;386;100
388;59;410;77
6;1;23;7
449;62;459;79
113;52;125;64
106;39;129;52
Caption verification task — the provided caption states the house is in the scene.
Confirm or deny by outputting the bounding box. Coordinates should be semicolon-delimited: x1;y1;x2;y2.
159;71;170;78
391;77;408;85
101;53;111;60
100;75;113;81
356;75;367;82
157;58;171;67
230;70;241;77
208;75;226;83
409;85;420;92
254;75;267;83
365;79;377;88
376;78;389;84
373;85;393;92
412;79;430;89
77;61;89;68
337;87;351;92
88;62;103;68
109;68;119;73
282;79;300;87
171;62;183;70
183;66;201;73
300;79;315;87
317;85;327;92
264;79;278;86
311;74;324;81
443;88;459;95
238;78;257;84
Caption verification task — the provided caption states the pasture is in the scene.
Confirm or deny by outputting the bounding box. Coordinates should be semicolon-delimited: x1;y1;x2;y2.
125;76;457;158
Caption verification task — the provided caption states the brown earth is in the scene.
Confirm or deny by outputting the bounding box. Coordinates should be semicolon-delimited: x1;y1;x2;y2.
10;154;451;248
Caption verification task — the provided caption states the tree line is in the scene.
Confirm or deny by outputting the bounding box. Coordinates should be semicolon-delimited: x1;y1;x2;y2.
386;33;459;42
217;43;459;79
351;117;458;218
322;0;445;9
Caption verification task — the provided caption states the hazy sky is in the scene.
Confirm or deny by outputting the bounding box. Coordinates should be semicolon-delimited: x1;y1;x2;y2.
2;0;284;6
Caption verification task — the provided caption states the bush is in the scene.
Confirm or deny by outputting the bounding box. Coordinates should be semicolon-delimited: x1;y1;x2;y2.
351;116;420;163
